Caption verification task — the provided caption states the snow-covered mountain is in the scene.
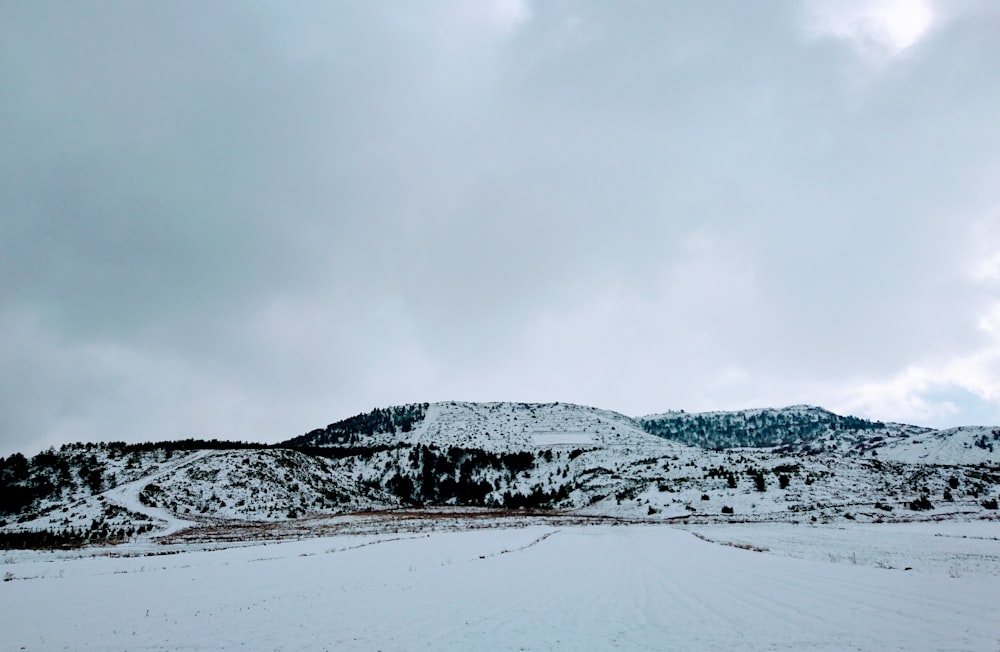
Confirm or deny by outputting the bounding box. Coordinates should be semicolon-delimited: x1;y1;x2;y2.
2;402;998;548
289;401;999;464
641;405;915;452
639;405;1000;464
284;401;671;451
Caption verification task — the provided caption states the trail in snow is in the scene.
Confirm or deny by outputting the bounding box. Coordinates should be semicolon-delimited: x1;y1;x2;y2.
2;524;998;650
102;450;215;537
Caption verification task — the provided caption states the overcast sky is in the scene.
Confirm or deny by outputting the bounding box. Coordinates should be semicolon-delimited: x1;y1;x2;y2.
3;1;1000;455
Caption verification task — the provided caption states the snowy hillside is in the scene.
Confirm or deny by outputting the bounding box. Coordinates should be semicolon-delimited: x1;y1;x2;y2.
639;405;927;453
2;402;999;548
874;426;1000;465
287;402;1000;466
285;401;670;451
636;405;1000;465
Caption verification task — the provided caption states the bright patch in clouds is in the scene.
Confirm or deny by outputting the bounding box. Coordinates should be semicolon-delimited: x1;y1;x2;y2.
486;0;531;33
808;0;935;58
840;297;1000;426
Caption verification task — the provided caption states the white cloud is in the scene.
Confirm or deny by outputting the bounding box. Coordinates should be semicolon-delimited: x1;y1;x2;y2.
806;0;935;60
834;295;1000;426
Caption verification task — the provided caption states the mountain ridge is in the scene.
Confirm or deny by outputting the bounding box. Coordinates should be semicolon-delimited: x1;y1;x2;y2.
2;400;998;548
283;401;985;462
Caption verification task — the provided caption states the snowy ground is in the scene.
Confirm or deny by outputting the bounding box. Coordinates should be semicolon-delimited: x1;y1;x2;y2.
686;519;1000;578
3;521;999;651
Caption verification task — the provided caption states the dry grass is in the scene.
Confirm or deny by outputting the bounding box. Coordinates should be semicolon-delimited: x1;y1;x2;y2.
690;531;769;553
156;507;643;546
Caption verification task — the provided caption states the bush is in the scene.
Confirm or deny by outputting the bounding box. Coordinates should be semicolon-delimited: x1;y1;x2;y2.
982;499;998;510
909;495;933;511
721;505;734;514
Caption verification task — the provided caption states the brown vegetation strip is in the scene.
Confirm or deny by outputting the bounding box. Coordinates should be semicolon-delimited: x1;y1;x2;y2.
156;508;642;545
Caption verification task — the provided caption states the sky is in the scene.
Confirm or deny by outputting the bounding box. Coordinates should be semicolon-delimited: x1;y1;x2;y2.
3;1;1000;456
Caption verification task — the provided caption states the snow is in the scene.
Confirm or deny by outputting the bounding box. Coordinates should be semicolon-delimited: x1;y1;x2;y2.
3;522;999;651
390;401;668;451
6;402;999;649
102;449;212;537
643;403;830;422
877;426;1000;465
687;519;1000;577
530;431;595;446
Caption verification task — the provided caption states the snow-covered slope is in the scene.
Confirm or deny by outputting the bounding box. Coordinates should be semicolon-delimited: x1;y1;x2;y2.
873;426;1000;465
639;405;922;452
288;401;1000;467
288;401;670;451
133;448;396;521
102;449;213;537
637;405;1000;464
407;401;670;450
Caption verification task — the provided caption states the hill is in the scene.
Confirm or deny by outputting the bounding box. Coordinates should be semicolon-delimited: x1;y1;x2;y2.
283;401;670;451
2;402;998;547
638;405;1000;464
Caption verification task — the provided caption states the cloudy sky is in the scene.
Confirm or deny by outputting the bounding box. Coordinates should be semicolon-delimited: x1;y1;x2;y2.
3;1;1000;455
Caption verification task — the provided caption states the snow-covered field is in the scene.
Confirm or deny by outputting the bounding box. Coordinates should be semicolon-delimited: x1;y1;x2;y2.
3;521;999;651
687;520;1000;578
